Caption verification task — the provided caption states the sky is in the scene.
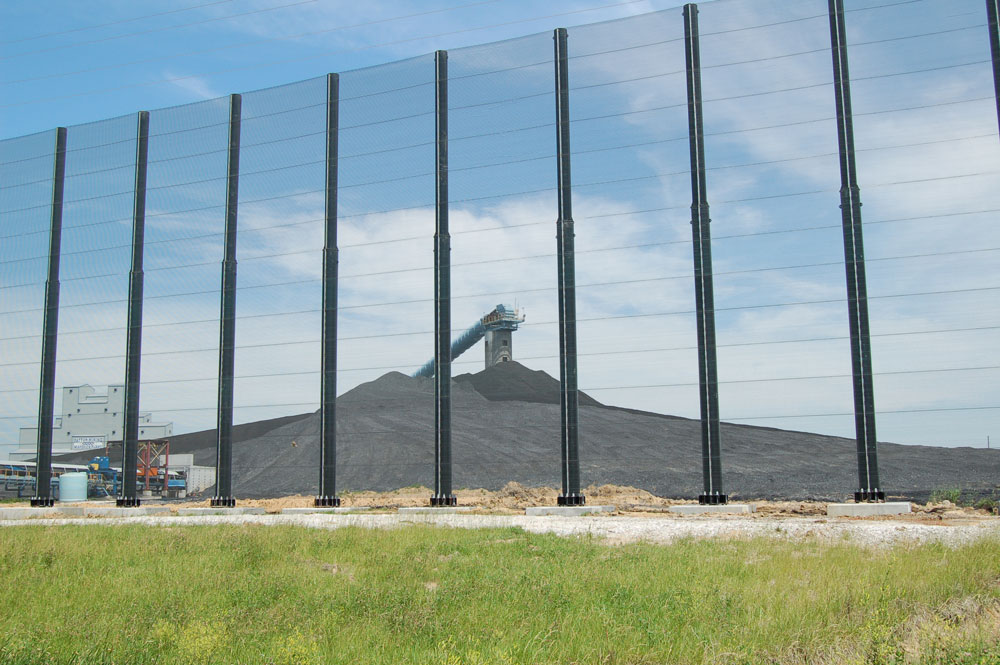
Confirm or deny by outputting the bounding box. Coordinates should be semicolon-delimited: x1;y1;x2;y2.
1;0;680;139
1;0;998;467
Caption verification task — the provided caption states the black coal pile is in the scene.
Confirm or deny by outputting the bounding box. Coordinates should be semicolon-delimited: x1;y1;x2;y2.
63;362;1000;501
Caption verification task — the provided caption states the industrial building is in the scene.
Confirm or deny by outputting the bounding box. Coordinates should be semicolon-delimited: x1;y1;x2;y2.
12;384;172;461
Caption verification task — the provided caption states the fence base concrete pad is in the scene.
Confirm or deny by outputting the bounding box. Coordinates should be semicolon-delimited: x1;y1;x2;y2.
0;507;60;520
668;504;755;515
75;506;171;517
827;502;911;517
281;507;372;515
398;506;476;514
176;507;268;516
525;505;615;516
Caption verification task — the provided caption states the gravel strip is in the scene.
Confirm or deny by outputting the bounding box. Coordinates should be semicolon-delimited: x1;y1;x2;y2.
3;513;999;548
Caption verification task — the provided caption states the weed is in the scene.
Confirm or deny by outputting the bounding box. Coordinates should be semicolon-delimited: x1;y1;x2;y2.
929;488;963;505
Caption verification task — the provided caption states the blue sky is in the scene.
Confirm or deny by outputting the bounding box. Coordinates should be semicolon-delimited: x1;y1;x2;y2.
1;0;683;139
2;0;999;463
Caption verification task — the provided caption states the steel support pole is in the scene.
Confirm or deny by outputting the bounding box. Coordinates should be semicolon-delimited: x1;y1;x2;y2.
554;28;584;507
684;4;726;506
316;74;342;507
431;50;457;507
212;94;241;508
31;127;67;508
829;0;883;502
988;0;1000;135
118;111;150;508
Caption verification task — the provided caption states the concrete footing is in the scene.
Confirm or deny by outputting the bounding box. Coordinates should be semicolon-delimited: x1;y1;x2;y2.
525;505;616;516
52;506;172;517
281;507;371;515
668;504;755;515
176;507;268;516
827;502;911;517
398;506;476;514
0;507;60;520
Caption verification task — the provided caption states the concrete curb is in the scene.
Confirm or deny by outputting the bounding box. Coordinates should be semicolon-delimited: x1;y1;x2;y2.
281;507;372;515
827;502;911;517
398;506;476;514
525;505;616;516
176;507;268;516
668;504;756;515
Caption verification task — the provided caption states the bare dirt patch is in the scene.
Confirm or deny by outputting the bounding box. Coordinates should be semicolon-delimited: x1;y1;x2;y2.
167;483;998;525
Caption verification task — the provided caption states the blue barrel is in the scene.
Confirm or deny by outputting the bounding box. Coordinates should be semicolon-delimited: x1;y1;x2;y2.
58;472;88;502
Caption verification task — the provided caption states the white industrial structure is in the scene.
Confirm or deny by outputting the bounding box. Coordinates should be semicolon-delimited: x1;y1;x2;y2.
12;384;172;461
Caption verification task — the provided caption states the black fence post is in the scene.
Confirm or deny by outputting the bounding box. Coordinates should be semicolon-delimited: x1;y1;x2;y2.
554;28;584;507
828;0;883;502
431;50;457;507
212;93;241;508
316;74;341;508
118;111;150;508
31;127;67;508
988;0;1000;135
683;4;726;506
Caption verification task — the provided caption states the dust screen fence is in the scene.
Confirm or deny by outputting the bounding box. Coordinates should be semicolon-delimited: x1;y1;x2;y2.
1;0;997;504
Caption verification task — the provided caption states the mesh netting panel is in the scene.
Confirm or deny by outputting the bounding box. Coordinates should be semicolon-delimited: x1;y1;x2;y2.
3;3;998;501
138;97;232;471
229;77;327;495
335;55;436;494
696;0;857;497
0;130;57;458
567;10;696;493
844;0;1000;496
50;115;137;458
446;32;558;491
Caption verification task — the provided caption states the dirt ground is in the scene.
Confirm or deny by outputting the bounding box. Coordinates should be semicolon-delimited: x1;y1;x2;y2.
169;483;998;525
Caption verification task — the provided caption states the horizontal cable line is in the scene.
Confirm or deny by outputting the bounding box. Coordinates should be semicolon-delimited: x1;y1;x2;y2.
2;0;504;82
0;180;850;271
2;204;996;297
1;285;996;352
22;63;979;204
3;314;996;378
3;388;996;420
6;457;986;472
0;272;123;291
700;23;984;72
6;324;991;393
1;93;988;230
0;0;653;110
846;0;929;12
2;214;996;298
699;11;826;38
4;201;995;272
1;127;984;246
583;365;1000;392
0;82;435;171
4;400;997;422
725;405;1000;421
5;359;995;395
2;49;983;179
584;170;996;222
2;70;689;195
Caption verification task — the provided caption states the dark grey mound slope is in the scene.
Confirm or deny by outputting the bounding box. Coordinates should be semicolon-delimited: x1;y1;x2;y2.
454;361;603;407
224;362;1000;501
56;362;1000;502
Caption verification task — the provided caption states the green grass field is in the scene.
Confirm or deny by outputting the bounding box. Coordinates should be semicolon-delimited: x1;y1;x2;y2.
0;524;998;664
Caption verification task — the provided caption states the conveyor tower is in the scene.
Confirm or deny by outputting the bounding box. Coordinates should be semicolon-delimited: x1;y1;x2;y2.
412;304;524;378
